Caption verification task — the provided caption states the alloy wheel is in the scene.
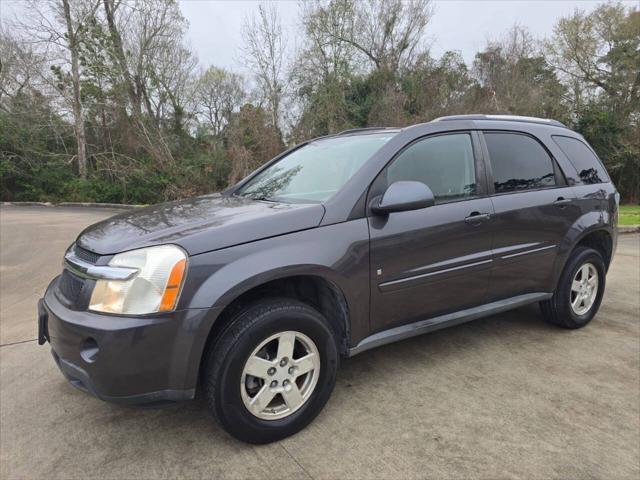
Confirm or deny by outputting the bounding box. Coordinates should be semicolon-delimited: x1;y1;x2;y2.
240;331;320;420
570;262;599;316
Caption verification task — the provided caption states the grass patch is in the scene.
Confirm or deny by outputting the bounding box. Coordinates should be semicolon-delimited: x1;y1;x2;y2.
619;205;640;225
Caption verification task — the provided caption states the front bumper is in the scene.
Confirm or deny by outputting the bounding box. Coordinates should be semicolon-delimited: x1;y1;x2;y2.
40;276;221;406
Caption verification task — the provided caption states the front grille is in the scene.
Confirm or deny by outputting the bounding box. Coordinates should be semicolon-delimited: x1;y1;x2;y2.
74;244;100;264
58;269;86;305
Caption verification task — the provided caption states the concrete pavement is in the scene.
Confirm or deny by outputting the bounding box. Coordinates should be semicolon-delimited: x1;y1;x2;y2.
1;205;639;479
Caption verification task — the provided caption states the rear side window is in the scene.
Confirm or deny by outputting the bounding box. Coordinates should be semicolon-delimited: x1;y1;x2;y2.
386;133;476;204
484;132;556;193
552;135;609;184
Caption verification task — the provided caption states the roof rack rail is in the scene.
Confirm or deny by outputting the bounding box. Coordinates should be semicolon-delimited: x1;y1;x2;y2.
337;127;399;135
431;114;567;128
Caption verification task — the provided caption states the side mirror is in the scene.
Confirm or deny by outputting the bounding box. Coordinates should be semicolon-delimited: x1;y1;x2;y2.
371;181;435;215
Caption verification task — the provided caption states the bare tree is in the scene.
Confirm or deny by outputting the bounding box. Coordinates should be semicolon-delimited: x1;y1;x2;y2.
0;28;46;104
545;3;640;117
62;0;89;177
293;0;433;129
102;0;177;165
13;0;99;178
102;0;139;115
194;66;245;136
288;0;364;136
309;0;434;73
123;0;197;132
226;104;284;184
242;4;286;132
472;25;568;120
299;0;364;80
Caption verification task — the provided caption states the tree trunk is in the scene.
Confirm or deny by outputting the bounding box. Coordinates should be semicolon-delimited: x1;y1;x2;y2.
62;0;87;179
102;0;140;116
271;94;279;132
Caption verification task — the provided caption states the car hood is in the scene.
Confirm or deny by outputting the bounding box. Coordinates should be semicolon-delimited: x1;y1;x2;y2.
76;193;326;256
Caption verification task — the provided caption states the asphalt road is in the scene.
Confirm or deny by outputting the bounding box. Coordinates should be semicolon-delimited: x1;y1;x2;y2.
1;205;639;479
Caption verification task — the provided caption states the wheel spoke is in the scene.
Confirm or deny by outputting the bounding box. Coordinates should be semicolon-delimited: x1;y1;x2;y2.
571;294;582;310
249;385;276;414
293;353;317;376
580;264;589;280
277;332;296;360
571;280;582;292
244;356;275;379
282;384;304;410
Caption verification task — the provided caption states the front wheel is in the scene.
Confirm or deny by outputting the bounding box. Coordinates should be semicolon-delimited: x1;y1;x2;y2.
202;298;338;444
540;247;606;329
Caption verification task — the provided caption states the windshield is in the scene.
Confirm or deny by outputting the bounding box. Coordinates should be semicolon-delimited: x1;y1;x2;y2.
236;133;396;203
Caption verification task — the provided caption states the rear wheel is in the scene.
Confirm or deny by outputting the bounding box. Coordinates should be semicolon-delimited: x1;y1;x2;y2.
540;247;606;329
202;298;338;443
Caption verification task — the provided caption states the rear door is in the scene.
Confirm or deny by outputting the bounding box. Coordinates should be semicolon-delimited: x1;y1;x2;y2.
480;131;580;301
368;132;494;332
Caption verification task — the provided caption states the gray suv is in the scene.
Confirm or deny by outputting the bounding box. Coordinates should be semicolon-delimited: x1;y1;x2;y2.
38;115;619;443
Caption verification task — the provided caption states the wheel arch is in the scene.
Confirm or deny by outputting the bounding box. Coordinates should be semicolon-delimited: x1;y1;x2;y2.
553;223;614;290
573;229;614;269
195;272;352;387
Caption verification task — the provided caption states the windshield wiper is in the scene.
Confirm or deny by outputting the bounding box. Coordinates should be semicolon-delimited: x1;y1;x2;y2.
244;194;277;203
234;192;270;201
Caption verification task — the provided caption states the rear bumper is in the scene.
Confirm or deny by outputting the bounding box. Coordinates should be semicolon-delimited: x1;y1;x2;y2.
40;276;222;406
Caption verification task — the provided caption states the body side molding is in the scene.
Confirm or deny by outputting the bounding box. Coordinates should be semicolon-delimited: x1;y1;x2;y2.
378;259;493;291
501;244;557;260
349;292;552;356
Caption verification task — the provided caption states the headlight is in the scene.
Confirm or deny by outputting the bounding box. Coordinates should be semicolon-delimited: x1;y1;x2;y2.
89;245;187;315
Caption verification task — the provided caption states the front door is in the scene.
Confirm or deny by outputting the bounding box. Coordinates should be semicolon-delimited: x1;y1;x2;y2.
368;132;494;332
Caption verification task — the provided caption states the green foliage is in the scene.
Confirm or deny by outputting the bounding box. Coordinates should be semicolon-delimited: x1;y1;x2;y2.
618;205;640;226
575;107;640;204
0;92;74;201
0;90;234;204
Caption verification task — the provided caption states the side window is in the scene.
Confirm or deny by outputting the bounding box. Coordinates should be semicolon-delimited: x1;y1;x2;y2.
386;133;477;204
552;135;609;184
484;132;556;194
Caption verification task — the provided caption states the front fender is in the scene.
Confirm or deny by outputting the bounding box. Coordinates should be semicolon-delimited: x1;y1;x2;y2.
180;219;371;343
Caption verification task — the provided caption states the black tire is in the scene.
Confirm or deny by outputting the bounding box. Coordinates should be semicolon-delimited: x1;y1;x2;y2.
540;247;606;329
202;298;338;444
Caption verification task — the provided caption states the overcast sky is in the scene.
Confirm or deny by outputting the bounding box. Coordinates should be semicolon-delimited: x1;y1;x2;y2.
178;0;620;72
2;0;635;73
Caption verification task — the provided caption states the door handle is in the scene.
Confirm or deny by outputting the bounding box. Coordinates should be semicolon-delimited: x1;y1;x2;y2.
464;212;491;224
553;197;572;208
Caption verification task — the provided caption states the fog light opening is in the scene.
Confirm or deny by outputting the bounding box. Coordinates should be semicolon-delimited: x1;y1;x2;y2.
80;337;99;363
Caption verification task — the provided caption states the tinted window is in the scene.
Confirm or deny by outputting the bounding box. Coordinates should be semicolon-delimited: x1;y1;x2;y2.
237;133;395;203
386;133;476;203
552;135;609;184
485;132;556;193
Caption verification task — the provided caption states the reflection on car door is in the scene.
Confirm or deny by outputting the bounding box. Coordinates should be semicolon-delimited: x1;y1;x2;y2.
368;132;494;332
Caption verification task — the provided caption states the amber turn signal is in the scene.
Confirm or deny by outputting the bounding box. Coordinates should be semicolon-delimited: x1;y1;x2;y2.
159;258;187;312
